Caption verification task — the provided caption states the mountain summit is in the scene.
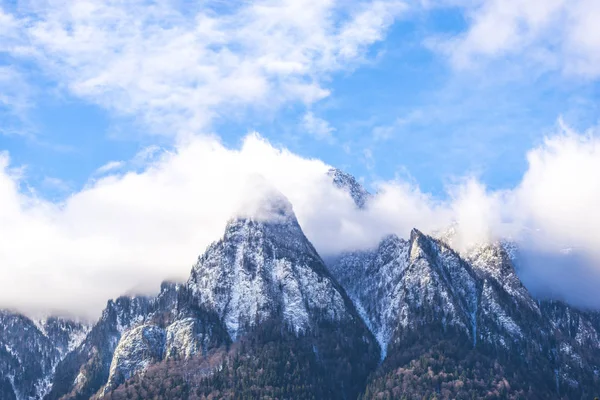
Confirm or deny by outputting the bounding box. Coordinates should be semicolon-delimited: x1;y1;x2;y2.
328;167;371;208
188;189;365;340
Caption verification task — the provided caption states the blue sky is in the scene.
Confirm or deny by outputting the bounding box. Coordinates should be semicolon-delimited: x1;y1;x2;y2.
1;0;598;199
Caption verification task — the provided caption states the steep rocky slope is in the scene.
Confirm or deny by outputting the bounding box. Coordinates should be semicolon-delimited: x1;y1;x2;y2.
44;282;230;399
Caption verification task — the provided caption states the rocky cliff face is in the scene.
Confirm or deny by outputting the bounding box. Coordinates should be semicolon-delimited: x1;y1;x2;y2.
43;282;229;400
330;229;481;358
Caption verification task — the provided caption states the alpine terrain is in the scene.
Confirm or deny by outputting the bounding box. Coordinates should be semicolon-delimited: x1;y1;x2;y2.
1;169;599;399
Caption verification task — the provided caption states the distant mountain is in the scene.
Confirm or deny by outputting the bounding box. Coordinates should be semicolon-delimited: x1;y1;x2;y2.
328;167;371;208
0;312;88;400
331;226;600;399
1;169;599;399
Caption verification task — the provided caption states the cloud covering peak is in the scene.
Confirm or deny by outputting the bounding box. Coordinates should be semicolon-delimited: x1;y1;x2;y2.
1;124;600;318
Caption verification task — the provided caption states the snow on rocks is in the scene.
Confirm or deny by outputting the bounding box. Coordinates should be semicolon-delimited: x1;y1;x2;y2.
101;325;166;396
188;189;352;340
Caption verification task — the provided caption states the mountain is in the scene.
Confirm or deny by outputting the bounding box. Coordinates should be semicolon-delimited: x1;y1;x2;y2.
42;282;231;399
182;190;380;398
330;227;600;398
188;192;356;340
329;229;479;358
1;170;600;399
36;188;379;399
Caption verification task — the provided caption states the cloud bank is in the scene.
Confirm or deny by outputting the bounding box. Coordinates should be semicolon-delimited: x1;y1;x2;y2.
1;124;600;318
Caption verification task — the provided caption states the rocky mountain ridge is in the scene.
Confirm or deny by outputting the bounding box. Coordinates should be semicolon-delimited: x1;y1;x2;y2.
331;226;600;398
0;313;89;400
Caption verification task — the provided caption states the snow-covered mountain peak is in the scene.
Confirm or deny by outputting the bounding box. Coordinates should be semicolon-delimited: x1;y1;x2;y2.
188;199;355;341
0;312;90;399
221;196;316;262
409;227;427;242
408;228;431;260
328;167;371;208
331;227;482;356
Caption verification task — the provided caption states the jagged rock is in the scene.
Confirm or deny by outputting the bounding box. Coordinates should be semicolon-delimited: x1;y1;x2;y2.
44;282;230;400
101;325;165;395
330;227;600;398
164;318;209;360
330;229;480;357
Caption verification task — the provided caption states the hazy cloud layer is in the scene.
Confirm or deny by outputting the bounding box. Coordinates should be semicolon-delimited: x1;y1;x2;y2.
1;125;600;318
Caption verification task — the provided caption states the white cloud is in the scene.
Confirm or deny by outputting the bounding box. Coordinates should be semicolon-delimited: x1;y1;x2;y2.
447;178;510;251
433;0;600;78
0;133;445;318
95;161;124;175
0;66;33;134
0;134;392;318
0;7;19;46
0;0;406;136
302;111;335;141
514;121;600;254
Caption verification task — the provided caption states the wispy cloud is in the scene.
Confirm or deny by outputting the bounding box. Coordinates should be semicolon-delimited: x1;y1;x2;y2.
371;110;425;141
0;66;34;136
95;161;124;175
431;0;600;78
0;0;406;137
302;112;336;142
